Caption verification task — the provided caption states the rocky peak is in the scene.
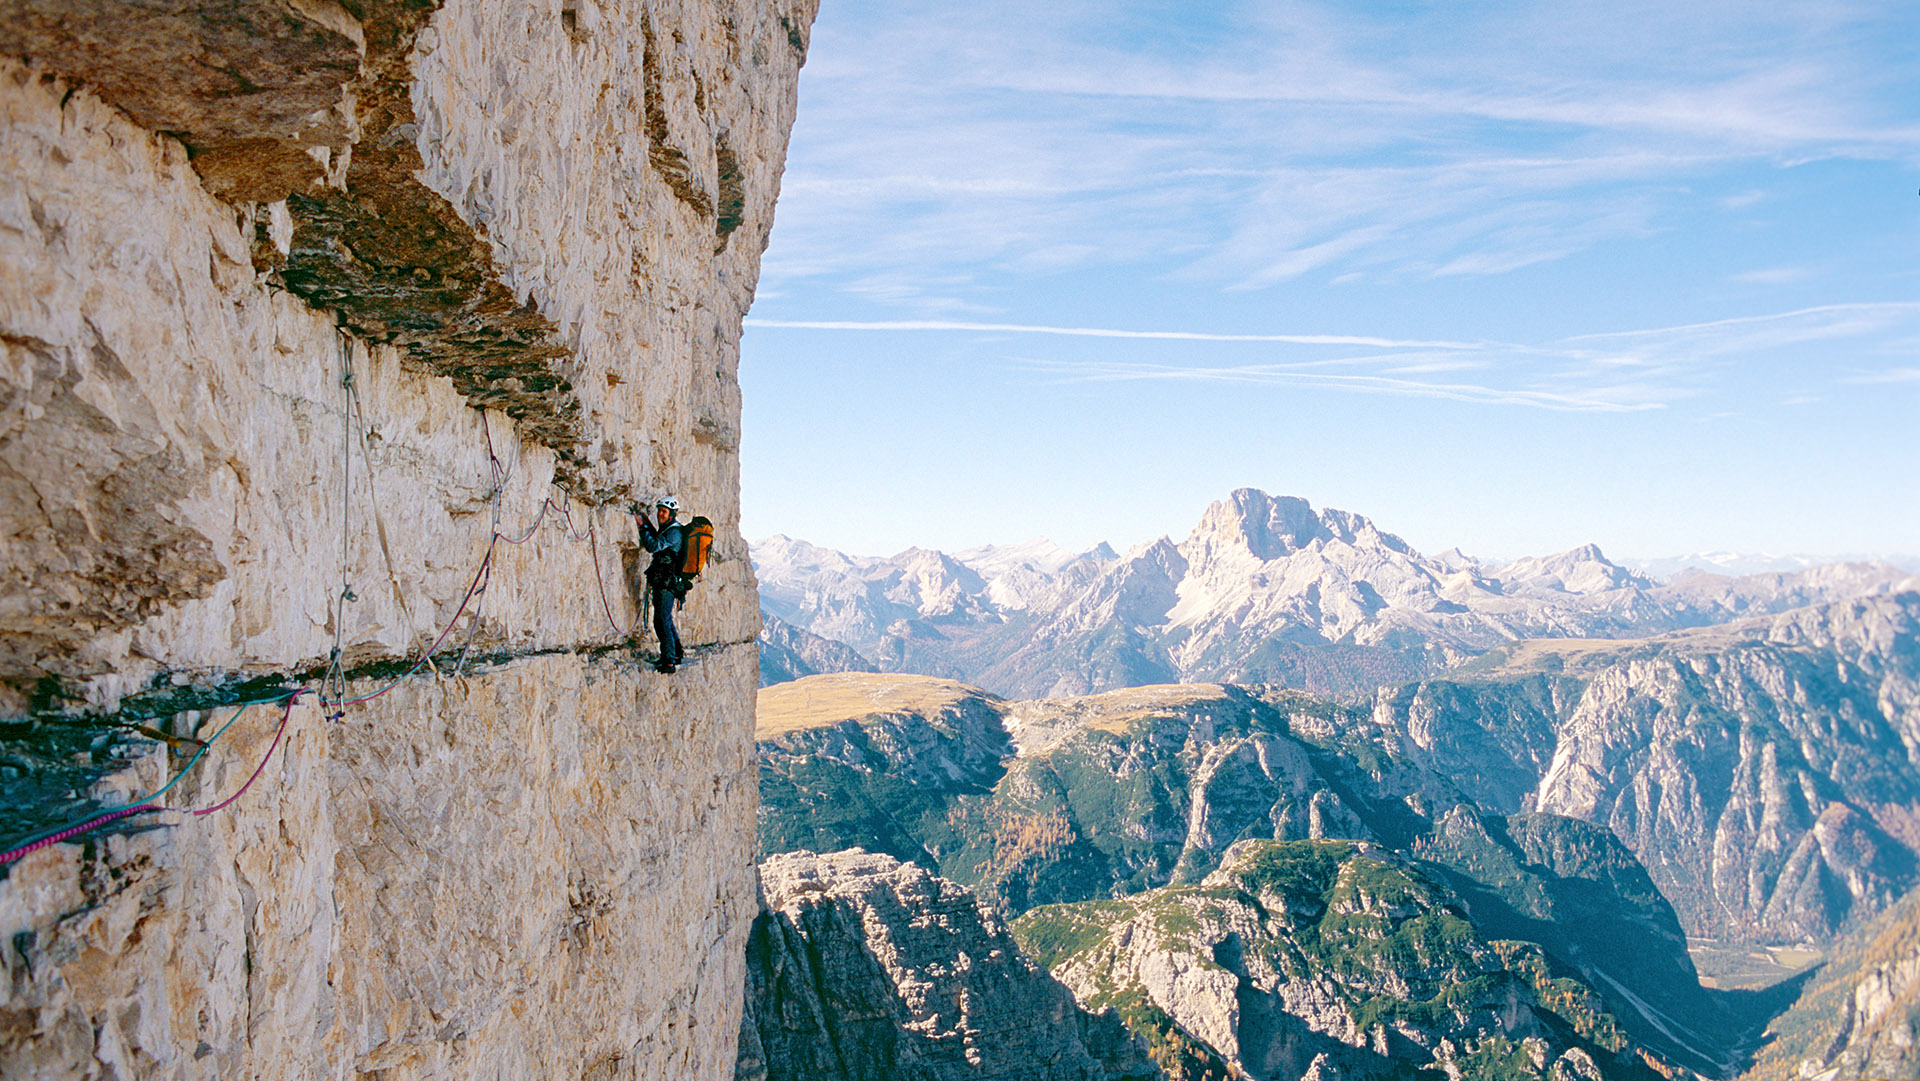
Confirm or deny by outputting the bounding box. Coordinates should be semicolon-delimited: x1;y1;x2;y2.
755;533;873;576
1490;543;1653;596
1187;489;1326;561
953;539;1119;615
958;537;1078;576
885;548;990;619
1183;490;1417;566
1061;537;1188;629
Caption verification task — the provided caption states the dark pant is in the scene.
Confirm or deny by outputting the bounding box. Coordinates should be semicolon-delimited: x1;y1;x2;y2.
650;585;681;664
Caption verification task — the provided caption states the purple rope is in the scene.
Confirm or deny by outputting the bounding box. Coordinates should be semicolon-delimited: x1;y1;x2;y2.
191;692;302;816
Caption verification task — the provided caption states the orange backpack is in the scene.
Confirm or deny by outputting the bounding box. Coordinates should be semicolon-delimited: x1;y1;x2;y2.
680;516;714;577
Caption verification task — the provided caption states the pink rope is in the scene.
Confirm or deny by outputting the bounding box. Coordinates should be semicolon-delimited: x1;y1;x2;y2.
192;692;302;816
589;515;638;636
0;805;156;865
331;542;493;709
417;547;495;662
1;693;303;864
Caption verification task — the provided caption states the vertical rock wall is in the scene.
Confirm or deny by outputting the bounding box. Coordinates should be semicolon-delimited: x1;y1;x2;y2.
0;0;815;1076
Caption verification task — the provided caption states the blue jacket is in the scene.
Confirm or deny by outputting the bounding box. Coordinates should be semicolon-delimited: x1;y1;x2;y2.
638;516;685;587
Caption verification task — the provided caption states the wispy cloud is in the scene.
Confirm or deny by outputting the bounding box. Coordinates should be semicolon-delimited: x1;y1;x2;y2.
744;2;1920;558
1025;360;1660;412
759;0;1920;305
1844;367;1920;384
1732;267;1812;285
1562;302;1920;355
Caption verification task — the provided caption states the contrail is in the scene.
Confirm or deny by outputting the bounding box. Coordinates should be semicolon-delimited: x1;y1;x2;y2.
743;318;1482;350
1034;361;1664;412
1562;301;1920;343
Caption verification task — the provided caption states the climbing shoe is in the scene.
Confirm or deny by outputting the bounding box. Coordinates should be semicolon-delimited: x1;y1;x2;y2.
654;660;677;674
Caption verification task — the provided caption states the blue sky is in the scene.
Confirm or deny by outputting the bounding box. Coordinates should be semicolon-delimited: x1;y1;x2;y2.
737;0;1920;562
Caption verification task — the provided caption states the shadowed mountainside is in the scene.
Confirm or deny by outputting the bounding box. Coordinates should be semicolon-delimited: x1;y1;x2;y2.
758;611;878;686
737;849;1159;1081
756;673;1802;1073
762;591;1920;948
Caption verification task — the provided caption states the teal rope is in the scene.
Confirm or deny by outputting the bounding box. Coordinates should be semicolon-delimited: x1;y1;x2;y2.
138;700;260;805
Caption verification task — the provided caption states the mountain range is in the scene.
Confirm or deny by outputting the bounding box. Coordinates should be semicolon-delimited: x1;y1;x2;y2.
1624;552;1920;580
751;586;1920;1078
747;489;1919;1079
753;489;1914;699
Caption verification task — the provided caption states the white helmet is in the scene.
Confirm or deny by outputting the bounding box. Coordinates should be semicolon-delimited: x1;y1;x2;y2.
656;496;680;512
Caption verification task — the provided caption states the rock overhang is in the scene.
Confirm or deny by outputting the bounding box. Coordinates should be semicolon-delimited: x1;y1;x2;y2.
4;0;811;500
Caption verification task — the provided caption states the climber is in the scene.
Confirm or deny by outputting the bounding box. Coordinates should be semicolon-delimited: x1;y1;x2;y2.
633;496;686;673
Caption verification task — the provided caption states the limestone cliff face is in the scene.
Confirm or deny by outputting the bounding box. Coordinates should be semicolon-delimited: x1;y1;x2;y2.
0;0;814;1077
